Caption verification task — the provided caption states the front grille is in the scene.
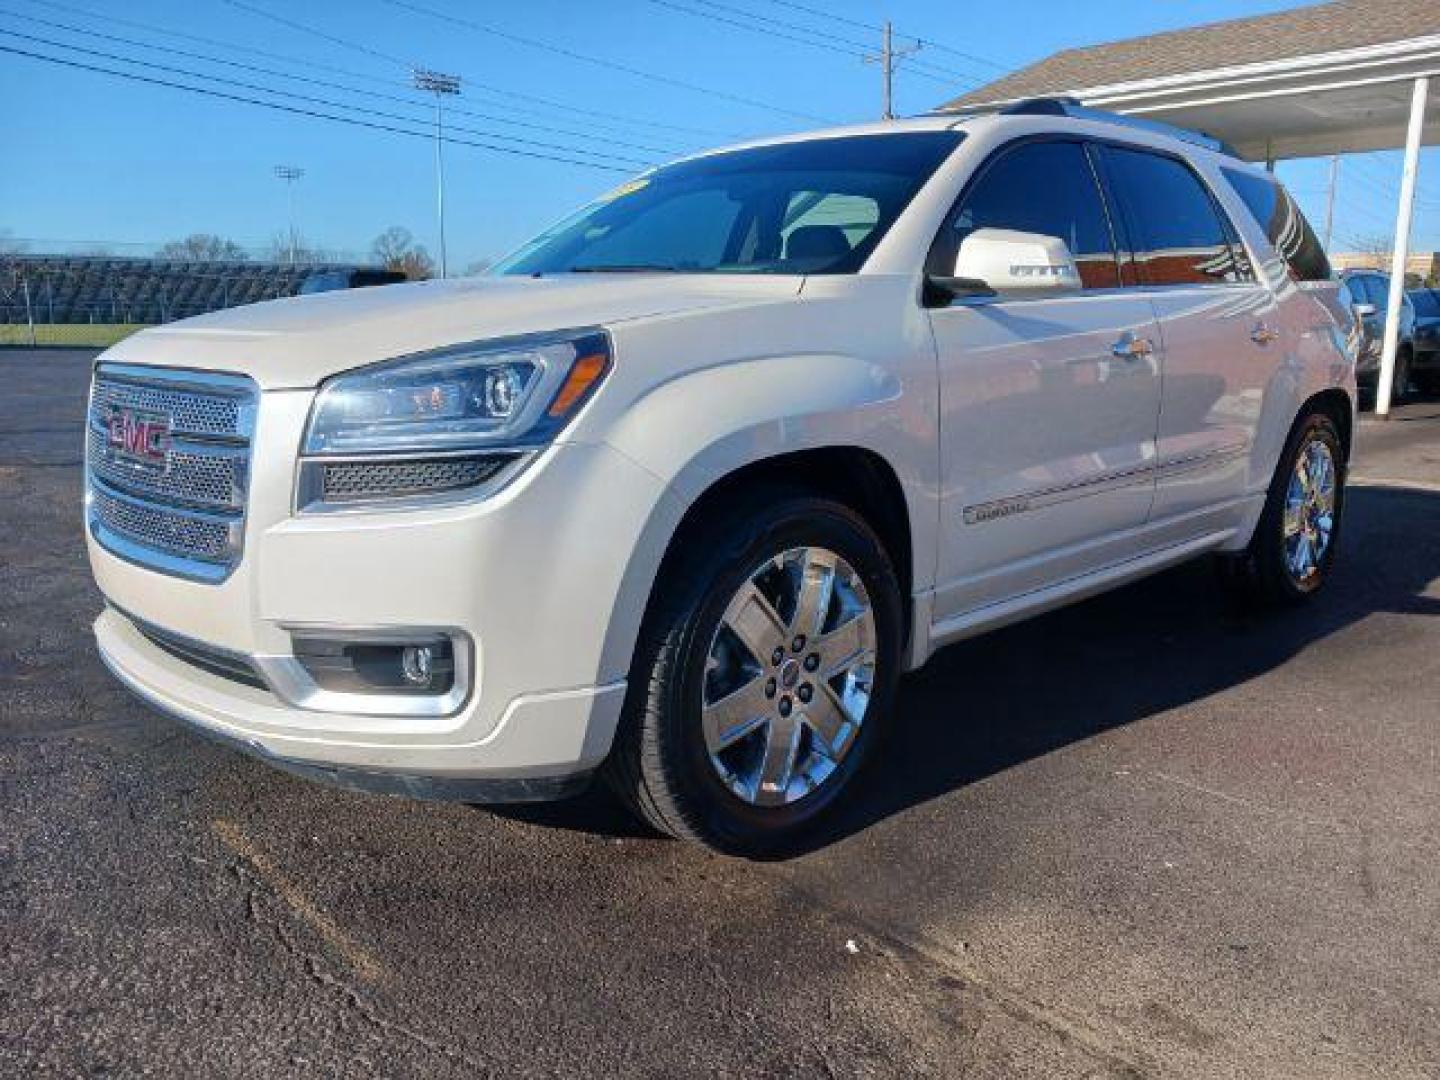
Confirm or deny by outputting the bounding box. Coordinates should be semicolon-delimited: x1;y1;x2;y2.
90;375;243;437
319;454;513;502
90;485;236;561
86;426;247;511
87;364;257;583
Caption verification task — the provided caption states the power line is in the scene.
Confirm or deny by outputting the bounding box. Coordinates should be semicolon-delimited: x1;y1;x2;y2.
1346;157;1440;211
222;0;406;65
374;0;835;124
0;43;633;172
1;28;653;167
0;5;686;156
756;0;1015;74
685;0;988;85
1343;165;1440;217
643;0;867;61
639;0;984;89
18;0;728;140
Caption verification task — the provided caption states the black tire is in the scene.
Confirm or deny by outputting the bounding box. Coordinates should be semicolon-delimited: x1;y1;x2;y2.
604;493;903;856
1220;410;1346;607
1392;348;1412;406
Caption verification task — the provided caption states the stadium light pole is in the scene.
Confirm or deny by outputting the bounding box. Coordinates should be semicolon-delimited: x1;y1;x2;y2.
413;69;461;279
273;165;305;264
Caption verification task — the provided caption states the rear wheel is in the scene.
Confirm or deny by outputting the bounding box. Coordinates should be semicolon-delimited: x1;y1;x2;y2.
605;494;903;855
1221;411;1345;606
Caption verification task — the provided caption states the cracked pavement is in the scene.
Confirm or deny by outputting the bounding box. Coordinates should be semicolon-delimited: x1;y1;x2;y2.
3;350;1438;1078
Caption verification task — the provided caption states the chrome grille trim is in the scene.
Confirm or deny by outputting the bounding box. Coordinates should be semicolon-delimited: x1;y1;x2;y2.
91;363;255;439
86;425;248;511
86;364;258;583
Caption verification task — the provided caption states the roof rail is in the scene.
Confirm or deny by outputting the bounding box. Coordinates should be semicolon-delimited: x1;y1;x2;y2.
987;96;1242;159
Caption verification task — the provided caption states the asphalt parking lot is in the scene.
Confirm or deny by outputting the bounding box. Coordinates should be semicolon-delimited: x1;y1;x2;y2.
2;347;1437;1078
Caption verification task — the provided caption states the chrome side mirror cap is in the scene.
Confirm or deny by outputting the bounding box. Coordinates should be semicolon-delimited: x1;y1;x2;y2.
953;228;1083;296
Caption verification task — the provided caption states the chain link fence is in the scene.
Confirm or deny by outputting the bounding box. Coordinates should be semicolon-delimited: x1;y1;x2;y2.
1;255;369;348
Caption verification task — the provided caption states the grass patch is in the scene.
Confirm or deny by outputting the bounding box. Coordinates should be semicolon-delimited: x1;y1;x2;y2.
0;323;148;347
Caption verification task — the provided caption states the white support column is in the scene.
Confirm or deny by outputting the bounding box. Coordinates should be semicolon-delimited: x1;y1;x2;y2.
1376;76;1429;418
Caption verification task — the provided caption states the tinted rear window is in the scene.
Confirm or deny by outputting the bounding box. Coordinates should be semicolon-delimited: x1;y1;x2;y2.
1102;146;1250;286
1221;167;1332;282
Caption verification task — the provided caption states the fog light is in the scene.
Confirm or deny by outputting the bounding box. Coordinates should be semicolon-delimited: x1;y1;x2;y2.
291;633;456;695
400;644;435;687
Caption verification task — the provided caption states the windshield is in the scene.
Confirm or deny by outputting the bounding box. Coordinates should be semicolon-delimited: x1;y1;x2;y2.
1411;290;1440;317
493;131;963;277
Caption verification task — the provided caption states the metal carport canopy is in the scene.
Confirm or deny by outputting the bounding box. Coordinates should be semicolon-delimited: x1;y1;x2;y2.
936;0;1440;417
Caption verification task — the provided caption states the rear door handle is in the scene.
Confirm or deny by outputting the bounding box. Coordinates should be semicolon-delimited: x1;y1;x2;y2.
1111;332;1154;360
1250;323;1280;346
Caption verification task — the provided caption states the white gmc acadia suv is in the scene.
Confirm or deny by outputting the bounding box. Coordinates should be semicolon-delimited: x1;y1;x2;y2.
87;100;1356;854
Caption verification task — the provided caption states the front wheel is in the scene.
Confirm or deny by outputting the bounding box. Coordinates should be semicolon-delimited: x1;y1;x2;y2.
605;494;903;855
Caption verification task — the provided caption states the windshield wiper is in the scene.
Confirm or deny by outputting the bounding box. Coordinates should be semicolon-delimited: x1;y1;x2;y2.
566;263;684;273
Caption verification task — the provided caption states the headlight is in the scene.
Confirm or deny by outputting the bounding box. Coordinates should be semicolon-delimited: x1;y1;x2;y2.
303;328;610;456
297;329;610;511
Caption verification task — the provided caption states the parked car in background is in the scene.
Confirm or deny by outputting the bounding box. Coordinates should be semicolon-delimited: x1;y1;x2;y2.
1407;287;1440;394
84;101;1356;855
1341;269;1415;403
299;268;408;294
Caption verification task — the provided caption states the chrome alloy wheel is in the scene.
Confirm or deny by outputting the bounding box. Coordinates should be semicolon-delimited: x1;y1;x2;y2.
1283;437;1337;586
702;546;877;808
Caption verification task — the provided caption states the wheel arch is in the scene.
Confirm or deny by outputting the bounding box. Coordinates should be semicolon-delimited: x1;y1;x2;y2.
597;444;919;692
661;445;914;606
1301;386;1355;464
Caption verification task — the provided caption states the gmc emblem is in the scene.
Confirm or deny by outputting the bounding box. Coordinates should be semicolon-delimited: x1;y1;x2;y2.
107;408;172;469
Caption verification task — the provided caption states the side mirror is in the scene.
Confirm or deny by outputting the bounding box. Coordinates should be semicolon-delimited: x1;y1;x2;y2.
1353;302;1377;319
954;228;1082;295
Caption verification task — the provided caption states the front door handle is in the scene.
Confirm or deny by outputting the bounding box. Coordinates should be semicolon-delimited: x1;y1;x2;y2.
1250;323;1280;346
1111;332;1154;360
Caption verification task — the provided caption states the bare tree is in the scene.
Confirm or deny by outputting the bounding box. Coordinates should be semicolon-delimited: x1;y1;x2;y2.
464;257;493;277
371;226;434;280
1348;234;1391;269
268;229;326;265
157;233;250;262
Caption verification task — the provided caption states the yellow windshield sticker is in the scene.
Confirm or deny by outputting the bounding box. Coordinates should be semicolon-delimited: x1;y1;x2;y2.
597;176;651;203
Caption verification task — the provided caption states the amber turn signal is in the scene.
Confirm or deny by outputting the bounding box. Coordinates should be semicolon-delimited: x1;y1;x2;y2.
548;352;609;418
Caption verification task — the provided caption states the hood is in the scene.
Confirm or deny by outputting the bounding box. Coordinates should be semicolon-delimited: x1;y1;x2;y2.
100;274;804;390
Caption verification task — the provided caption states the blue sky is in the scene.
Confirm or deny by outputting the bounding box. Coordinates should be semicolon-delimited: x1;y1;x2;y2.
2;0;1436;270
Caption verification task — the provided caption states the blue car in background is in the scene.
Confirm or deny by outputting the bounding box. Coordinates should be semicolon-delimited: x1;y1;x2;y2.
1408;287;1440;395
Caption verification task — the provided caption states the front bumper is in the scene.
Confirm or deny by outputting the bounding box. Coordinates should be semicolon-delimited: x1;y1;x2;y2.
87;381;686;797
95;606;623;795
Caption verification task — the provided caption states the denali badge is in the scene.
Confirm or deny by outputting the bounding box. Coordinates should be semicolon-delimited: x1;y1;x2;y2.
107;407;172;470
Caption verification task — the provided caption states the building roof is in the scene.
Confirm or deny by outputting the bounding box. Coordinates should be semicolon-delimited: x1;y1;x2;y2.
938;0;1440;110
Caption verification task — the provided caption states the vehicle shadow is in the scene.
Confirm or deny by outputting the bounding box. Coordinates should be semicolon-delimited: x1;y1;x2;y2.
488;484;1440;855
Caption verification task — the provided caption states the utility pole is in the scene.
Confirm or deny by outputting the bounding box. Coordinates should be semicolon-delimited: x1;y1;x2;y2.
864;21;922;121
274;164;305;264
413;68;461;279
1323;155;1339;251
21;276;35;346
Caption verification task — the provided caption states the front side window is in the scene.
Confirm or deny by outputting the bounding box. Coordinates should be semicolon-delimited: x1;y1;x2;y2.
1103;146;1249;287
494;132;963;277
1221;167;1332;282
930;140;1121;289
